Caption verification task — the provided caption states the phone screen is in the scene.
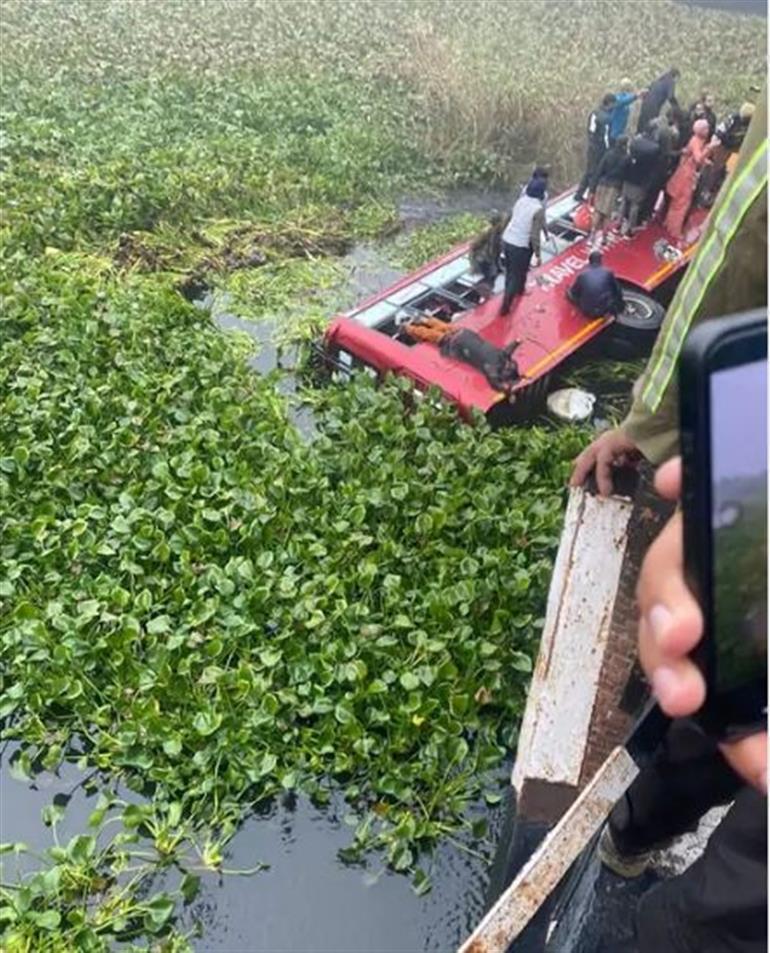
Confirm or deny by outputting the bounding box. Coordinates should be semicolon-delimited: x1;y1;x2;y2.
710;358;768;692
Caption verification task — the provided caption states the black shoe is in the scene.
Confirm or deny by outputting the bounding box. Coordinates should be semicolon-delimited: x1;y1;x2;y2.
574;192;585;203
597;825;652;878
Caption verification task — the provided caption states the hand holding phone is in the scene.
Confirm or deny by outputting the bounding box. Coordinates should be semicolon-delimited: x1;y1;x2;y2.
679;311;767;741
637;459;766;793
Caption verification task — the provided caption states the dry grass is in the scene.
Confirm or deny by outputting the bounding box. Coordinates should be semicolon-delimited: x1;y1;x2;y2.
2;0;764;189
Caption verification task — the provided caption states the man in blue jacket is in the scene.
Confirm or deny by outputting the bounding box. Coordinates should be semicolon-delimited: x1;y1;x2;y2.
566;251;625;317
610;78;643;143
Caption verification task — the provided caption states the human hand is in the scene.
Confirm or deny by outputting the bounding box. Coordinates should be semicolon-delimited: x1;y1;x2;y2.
569;427;642;496
637;457;767;794
534;255;542;267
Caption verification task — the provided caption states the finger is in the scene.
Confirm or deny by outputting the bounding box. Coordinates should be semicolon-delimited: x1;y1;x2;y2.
570;446;597;487
595;444;616;497
637;616;706;704
637;512;703;658
720;732;768;794
654;456;681;500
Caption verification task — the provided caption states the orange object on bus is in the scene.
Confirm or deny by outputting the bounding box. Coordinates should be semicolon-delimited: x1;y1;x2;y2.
572;202;593;232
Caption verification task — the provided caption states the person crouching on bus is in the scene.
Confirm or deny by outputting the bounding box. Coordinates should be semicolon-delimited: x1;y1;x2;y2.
468;211;505;300
499;180;547;317
590;136;628;247
566;251;625;318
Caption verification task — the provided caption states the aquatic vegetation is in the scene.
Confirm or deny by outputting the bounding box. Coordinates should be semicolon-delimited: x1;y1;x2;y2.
1;829;195;952
1;255;586;926
395;214;486;271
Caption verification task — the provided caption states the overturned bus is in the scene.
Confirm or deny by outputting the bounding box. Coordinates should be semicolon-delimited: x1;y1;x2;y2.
320;190;708;425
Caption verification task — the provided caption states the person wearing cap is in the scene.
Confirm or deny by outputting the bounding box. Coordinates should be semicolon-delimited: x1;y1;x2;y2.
522;163;550;206
610;78;643;143
499;179;547;316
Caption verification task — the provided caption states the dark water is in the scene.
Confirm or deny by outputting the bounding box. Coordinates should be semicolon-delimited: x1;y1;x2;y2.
0;740;508;952
398;189;515;229
677;0;766;15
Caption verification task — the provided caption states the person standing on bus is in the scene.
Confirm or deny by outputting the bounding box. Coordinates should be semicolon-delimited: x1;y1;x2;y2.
684;91;717;141
590;136;628;246
610;79;642;143
637;67;680;133
642;112;677;221
499;180;547;317
621;128;661;235
575;94;617;203
664;118;713;240
699;102;756;208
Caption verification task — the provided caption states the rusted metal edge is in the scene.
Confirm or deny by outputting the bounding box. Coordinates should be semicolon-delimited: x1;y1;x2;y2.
458;746;639;953
511;490;633;796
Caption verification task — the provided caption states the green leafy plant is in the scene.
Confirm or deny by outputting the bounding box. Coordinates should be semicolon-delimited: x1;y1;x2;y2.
0;828;193;952
394;213;487;270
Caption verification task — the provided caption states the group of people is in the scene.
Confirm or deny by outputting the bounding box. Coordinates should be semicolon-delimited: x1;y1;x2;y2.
467;69;757;321
470;169;626;320
578;69;756;245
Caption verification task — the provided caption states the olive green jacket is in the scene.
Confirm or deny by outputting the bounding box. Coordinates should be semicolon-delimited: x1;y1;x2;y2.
623;89;767;464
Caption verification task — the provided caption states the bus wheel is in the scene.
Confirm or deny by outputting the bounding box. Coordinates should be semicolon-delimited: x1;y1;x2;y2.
603;290;665;359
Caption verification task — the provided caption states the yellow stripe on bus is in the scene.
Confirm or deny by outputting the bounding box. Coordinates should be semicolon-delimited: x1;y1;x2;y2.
644;244;697;288
523;318;606;380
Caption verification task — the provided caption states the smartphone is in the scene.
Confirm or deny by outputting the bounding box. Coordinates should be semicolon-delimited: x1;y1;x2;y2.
680;310;767;740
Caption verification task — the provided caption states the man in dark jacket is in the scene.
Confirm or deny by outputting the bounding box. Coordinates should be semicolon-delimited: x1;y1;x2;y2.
575;94;617;203
566;251;625;317
698;102;756;207
621;130;661;234
637;68;680;133
716;103;755;153
641;113;677;221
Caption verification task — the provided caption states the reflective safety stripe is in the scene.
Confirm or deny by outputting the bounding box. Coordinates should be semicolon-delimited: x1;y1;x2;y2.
522;317;606;379
640;136;768;411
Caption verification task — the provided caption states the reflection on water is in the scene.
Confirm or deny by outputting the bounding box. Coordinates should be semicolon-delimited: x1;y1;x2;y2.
1;742;508;952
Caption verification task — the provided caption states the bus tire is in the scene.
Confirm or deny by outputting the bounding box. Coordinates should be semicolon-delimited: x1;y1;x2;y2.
603;290;665;359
